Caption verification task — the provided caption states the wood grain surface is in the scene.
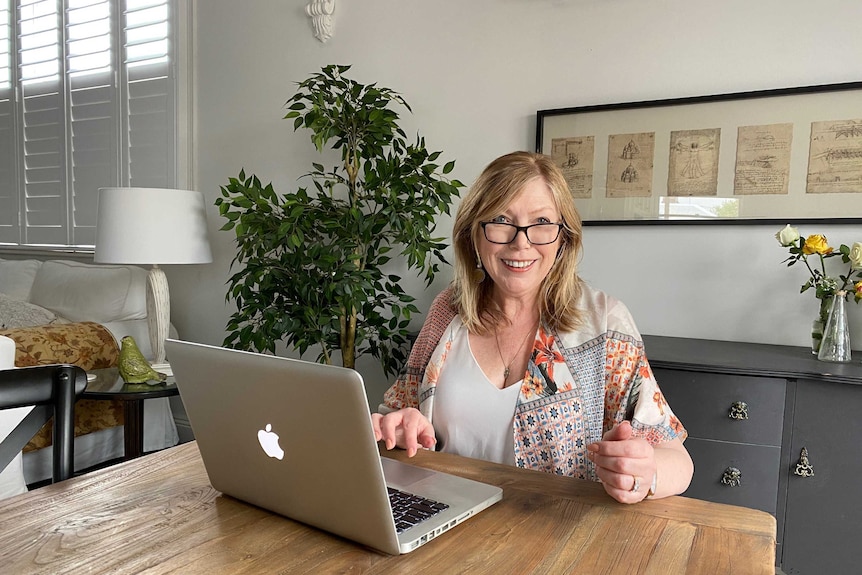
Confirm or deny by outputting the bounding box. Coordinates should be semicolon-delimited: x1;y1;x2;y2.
0;442;775;574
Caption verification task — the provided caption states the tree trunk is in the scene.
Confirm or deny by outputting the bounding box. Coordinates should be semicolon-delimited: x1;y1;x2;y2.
342;308;357;369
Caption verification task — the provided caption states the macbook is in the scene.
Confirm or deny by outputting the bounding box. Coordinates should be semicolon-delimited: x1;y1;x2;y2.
165;338;503;554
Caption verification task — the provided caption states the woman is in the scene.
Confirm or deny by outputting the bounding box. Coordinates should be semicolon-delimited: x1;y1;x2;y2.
372;151;693;503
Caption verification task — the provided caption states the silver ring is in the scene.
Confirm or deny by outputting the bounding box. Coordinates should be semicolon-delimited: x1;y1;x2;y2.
630;475;641;493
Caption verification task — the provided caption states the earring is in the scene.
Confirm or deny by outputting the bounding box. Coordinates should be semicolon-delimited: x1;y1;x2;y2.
473;257;486;283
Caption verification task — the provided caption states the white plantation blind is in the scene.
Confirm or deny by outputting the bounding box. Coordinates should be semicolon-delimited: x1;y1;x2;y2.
0;0;176;249
0;5;17;234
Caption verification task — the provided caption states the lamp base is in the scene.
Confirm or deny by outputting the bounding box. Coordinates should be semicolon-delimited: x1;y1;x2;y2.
146;265;170;365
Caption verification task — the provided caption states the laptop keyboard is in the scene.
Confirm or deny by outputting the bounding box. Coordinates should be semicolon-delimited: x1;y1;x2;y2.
387;487;450;534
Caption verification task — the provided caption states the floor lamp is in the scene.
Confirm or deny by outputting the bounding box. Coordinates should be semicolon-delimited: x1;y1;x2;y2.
94;187;213;365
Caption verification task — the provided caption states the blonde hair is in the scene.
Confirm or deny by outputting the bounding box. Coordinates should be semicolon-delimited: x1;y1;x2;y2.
451;151;583;334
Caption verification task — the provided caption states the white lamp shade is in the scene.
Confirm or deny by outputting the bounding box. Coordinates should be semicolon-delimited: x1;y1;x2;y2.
94;187;213;265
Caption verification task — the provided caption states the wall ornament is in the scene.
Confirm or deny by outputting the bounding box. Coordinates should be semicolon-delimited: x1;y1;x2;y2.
306;0;336;43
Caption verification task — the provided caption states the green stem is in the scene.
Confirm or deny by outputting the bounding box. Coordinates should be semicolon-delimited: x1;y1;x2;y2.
802;254;818;282
819;296;831;325
838;262;854;292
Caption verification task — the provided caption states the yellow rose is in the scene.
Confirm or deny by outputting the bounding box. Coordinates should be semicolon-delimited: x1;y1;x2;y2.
855;281;862;302
802;234;833;255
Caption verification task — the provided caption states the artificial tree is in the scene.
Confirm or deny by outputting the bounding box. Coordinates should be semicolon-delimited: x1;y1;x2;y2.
216;65;463;376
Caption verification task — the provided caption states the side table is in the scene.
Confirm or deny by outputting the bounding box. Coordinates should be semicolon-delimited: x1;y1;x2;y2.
84;367;179;460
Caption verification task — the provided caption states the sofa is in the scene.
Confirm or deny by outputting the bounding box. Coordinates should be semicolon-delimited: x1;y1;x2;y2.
0;257;179;496
0;258;156;357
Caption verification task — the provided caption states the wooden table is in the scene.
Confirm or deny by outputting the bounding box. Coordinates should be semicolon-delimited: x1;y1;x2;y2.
0;442;775;574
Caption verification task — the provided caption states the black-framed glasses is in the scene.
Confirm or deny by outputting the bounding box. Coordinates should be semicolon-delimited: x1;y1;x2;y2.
480;222;563;245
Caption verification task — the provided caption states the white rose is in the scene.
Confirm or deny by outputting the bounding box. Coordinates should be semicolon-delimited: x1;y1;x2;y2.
849;242;862;270
775;224;800;247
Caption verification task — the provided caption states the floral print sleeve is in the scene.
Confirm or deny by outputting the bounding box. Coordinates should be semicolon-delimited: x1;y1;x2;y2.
382;288;457;412
603;332;687;445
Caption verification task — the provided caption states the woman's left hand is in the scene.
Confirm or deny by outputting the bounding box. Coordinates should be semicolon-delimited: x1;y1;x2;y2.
587;421;656;504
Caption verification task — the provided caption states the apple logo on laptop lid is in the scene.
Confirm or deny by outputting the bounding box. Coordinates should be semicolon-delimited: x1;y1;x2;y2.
257;424;285;460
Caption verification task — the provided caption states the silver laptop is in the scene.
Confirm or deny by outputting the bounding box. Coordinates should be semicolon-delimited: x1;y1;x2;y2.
165;338;502;555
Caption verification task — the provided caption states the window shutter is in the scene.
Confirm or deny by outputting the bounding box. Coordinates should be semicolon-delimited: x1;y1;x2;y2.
68;0;116;247
0;0;175;249
19;0;66;246
0;4;18;244
124;0;173;189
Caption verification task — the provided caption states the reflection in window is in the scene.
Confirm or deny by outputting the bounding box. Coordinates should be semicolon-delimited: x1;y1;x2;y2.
659;197;740;219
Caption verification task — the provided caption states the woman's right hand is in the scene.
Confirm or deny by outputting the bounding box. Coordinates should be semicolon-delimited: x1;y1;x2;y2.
371;408;436;457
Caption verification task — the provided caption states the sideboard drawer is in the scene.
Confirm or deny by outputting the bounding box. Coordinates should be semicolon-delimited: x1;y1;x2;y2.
682;438;780;514
643;335;862;573
654;369;785;446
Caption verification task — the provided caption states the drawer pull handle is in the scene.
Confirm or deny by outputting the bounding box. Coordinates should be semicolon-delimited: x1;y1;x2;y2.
721;467;742;487
794;447;814;478
728;401;749;420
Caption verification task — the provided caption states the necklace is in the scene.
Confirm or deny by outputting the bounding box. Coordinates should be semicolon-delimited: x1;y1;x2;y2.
494;321;538;383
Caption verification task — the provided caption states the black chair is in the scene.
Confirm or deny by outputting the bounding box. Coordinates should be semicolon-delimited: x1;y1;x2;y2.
0;365;88;483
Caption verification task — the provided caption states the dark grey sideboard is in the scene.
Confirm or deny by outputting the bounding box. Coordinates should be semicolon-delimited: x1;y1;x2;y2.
644;335;862;575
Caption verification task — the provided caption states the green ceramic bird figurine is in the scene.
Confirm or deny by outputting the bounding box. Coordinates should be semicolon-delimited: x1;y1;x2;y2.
118;336;166;383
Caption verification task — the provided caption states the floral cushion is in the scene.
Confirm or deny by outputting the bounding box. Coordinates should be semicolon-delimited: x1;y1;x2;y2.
0;321;124;452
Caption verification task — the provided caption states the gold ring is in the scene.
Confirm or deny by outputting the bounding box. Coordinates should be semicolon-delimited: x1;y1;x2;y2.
630;475;641;493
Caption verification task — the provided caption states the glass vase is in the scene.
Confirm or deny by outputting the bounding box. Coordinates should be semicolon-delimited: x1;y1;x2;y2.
817;292;851;363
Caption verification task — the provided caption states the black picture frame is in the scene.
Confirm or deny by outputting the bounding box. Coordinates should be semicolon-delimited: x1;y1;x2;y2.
535;82;862;226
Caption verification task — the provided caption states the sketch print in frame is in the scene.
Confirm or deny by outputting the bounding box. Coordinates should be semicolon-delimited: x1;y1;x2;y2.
535;81;862;224
734;123;793;196
551;136;595;198
807;119;862;194
667;129;721;196
606;132;655;198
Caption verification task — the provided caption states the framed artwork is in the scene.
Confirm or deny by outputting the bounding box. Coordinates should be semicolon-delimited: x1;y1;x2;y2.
535;82;862;225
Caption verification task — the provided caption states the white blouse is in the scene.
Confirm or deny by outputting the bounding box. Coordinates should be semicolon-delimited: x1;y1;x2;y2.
433;324;521;465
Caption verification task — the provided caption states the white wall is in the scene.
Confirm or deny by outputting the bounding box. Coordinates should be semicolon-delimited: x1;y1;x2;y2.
171;0;862;407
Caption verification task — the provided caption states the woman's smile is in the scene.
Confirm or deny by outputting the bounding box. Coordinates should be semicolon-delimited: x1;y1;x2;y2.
501;258;537;270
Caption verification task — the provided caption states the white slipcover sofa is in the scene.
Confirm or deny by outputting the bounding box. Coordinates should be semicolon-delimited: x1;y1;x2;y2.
0;257;179;497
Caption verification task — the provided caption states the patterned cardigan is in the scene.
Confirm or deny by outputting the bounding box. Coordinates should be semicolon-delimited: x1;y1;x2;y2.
382;283;687;480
